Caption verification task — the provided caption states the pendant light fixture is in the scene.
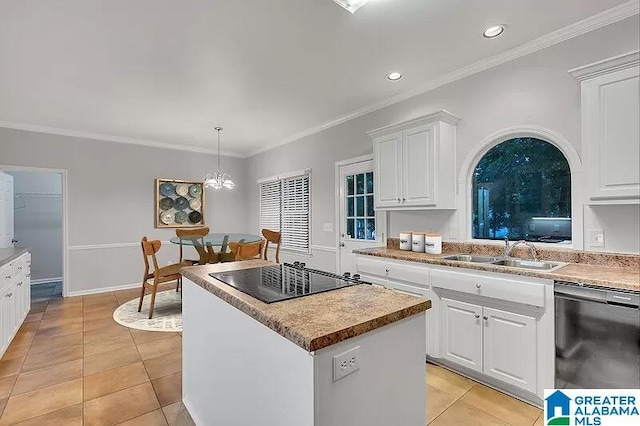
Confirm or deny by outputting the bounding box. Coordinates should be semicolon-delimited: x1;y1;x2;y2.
204;127;235;190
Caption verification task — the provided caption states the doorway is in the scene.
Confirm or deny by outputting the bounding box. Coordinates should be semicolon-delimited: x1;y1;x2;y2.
335;155;387;274
1;166;67;301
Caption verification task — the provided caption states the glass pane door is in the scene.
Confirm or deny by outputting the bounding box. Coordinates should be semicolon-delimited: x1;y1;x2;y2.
345;171;376;241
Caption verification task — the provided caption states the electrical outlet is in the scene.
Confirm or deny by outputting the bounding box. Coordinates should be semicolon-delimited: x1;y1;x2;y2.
323;222;334;232
333;346;360;382
589;229;605;247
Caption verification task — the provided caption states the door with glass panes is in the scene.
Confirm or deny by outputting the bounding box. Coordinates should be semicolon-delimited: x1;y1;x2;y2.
338;158;387;274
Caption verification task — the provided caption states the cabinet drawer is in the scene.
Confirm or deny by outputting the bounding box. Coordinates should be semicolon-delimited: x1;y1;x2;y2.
356;256;429;286
1;264;11;283
12;260;25;279
432;268;546;308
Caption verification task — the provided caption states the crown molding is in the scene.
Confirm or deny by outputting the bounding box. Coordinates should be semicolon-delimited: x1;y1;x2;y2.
0;121;246;158
569;50;639;81
367;110;460;138
247;0;640;158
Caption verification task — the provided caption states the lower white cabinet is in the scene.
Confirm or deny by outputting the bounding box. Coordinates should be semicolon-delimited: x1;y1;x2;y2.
0;252;31;358
483;307;537;393
386;280;433;356
441;298;483;372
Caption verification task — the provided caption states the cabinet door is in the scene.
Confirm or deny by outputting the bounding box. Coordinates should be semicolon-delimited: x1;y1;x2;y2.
441;298;482;372
373;132;403;208
387;281;433;356
483;307;537;393
584;67;640;200
1;283;17;348
402;124;436;207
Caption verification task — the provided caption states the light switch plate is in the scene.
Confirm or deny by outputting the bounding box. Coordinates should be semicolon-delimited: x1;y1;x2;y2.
333;346;360;381
323;222;334;232
589;229;605;247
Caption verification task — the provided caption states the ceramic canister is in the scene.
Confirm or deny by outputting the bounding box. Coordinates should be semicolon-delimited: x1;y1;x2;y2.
425;233;442;254
399;232;412;251
412;232;425;252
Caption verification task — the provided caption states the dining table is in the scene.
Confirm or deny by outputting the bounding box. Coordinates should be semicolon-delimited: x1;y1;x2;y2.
170;233;263;264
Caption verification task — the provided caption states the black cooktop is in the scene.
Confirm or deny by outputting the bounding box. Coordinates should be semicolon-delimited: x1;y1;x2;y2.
209;262;367;303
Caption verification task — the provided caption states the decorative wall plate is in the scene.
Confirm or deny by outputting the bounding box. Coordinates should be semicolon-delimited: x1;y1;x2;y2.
188;210;203;224
188;184;202;197
155;179;205;228
160;211;175;225
175;184;189;196
174;211;188;224
159;197;174;210
160;182;175;197
174;196;189;211
189;199;202;210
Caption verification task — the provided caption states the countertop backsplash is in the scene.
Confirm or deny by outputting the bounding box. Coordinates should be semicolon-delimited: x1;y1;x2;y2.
386;238;639;269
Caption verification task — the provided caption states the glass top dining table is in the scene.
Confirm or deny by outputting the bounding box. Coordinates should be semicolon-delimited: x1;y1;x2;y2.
169;233;262;247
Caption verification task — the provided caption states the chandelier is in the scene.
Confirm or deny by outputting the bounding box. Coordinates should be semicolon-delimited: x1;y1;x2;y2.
204;127;235;190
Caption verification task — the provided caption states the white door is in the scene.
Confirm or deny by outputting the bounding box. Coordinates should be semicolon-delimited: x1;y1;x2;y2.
387;280;433;356
373;132;402;208
338;158;387;274
483;307;537;393
441;297;483;372
0;172;14;248
402;124;436;207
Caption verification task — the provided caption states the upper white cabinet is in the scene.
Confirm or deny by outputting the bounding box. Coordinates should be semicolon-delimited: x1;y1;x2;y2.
570;51;640;203
369;111;459;210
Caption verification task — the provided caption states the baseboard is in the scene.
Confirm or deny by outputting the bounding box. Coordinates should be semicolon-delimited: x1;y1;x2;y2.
182;397;203;426
66;282;140;297
30;277;63;286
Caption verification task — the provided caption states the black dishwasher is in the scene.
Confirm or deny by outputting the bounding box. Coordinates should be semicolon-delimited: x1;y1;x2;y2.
555;281;640;389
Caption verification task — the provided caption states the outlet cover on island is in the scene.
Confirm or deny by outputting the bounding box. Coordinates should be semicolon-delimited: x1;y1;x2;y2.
333;346;360;381
589;229;605;247
323;222;334;232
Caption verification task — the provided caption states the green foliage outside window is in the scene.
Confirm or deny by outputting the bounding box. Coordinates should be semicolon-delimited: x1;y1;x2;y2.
472;138;571;242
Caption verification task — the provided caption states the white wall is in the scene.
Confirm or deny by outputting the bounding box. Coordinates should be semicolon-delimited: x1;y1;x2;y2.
0;128;247;294
246;16;640;258
6;170;63;283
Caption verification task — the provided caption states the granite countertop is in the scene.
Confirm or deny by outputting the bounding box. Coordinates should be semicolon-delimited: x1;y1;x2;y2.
354;247;640;292
0;247;29;269
180;259;431;352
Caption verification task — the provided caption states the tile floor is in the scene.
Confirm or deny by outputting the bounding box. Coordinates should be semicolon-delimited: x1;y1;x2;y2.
1;284;544;425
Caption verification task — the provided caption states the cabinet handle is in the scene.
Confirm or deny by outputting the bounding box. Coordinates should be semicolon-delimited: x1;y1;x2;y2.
18;266;22;270
5;293;12;298
397;198;401;203
476;284;481;289
402;198;406;202
5;275;10;279
26;274;31;278
17;282;23;286
474;314;480;319
385;269;389;274
483;316;488;321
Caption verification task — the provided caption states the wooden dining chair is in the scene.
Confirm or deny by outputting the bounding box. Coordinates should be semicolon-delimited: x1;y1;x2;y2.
176;227;213;266
139;237;191;319
261;229;282;263
229;240;265;261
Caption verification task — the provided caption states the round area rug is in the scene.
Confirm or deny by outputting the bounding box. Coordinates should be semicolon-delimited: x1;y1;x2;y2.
113;290;182;332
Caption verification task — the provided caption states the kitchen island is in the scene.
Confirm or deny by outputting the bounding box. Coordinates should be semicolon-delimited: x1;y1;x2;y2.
180;260;431;426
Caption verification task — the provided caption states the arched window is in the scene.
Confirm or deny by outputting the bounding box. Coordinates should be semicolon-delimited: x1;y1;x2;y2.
472;137;572;243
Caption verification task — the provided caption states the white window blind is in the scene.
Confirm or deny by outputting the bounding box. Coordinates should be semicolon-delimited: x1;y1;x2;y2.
259;172;310;253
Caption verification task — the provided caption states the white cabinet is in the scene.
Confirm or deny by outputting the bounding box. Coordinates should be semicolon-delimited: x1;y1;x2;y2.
369;110;459;210
0;252;31;358
441;298;483;372
386;280;433;356
570;51;640;203
483;307;537;393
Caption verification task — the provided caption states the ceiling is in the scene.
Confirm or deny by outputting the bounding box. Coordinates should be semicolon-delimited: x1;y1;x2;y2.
0;0;634;156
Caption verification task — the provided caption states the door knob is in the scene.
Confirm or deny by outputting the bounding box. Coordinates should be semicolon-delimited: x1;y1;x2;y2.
475;314;480;319
339;243;345;247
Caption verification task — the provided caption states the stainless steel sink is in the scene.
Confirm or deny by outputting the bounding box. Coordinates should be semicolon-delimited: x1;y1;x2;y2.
491;259;565;271
442;254;499;263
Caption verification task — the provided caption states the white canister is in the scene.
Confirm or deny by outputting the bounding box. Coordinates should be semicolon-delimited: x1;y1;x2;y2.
399;232;412;251
425;233;442;254
412;232;425;252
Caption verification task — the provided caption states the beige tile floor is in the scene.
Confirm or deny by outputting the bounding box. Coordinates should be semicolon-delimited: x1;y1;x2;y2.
0;285;543;425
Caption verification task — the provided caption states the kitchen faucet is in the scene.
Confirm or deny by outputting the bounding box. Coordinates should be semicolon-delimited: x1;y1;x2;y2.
504;237;538;261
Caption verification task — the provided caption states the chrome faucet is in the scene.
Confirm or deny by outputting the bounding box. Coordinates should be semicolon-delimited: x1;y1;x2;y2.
504;237;538;261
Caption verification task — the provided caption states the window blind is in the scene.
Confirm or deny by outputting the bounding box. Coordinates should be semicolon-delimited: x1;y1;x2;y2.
259;172;310;253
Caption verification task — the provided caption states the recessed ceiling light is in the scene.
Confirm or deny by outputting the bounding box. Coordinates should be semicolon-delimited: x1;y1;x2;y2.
386;72;403;81
333;0;371;14
483;25;506;39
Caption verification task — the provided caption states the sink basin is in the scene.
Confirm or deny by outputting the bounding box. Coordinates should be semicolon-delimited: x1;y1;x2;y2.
491;259;565;271
442;254;499;263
